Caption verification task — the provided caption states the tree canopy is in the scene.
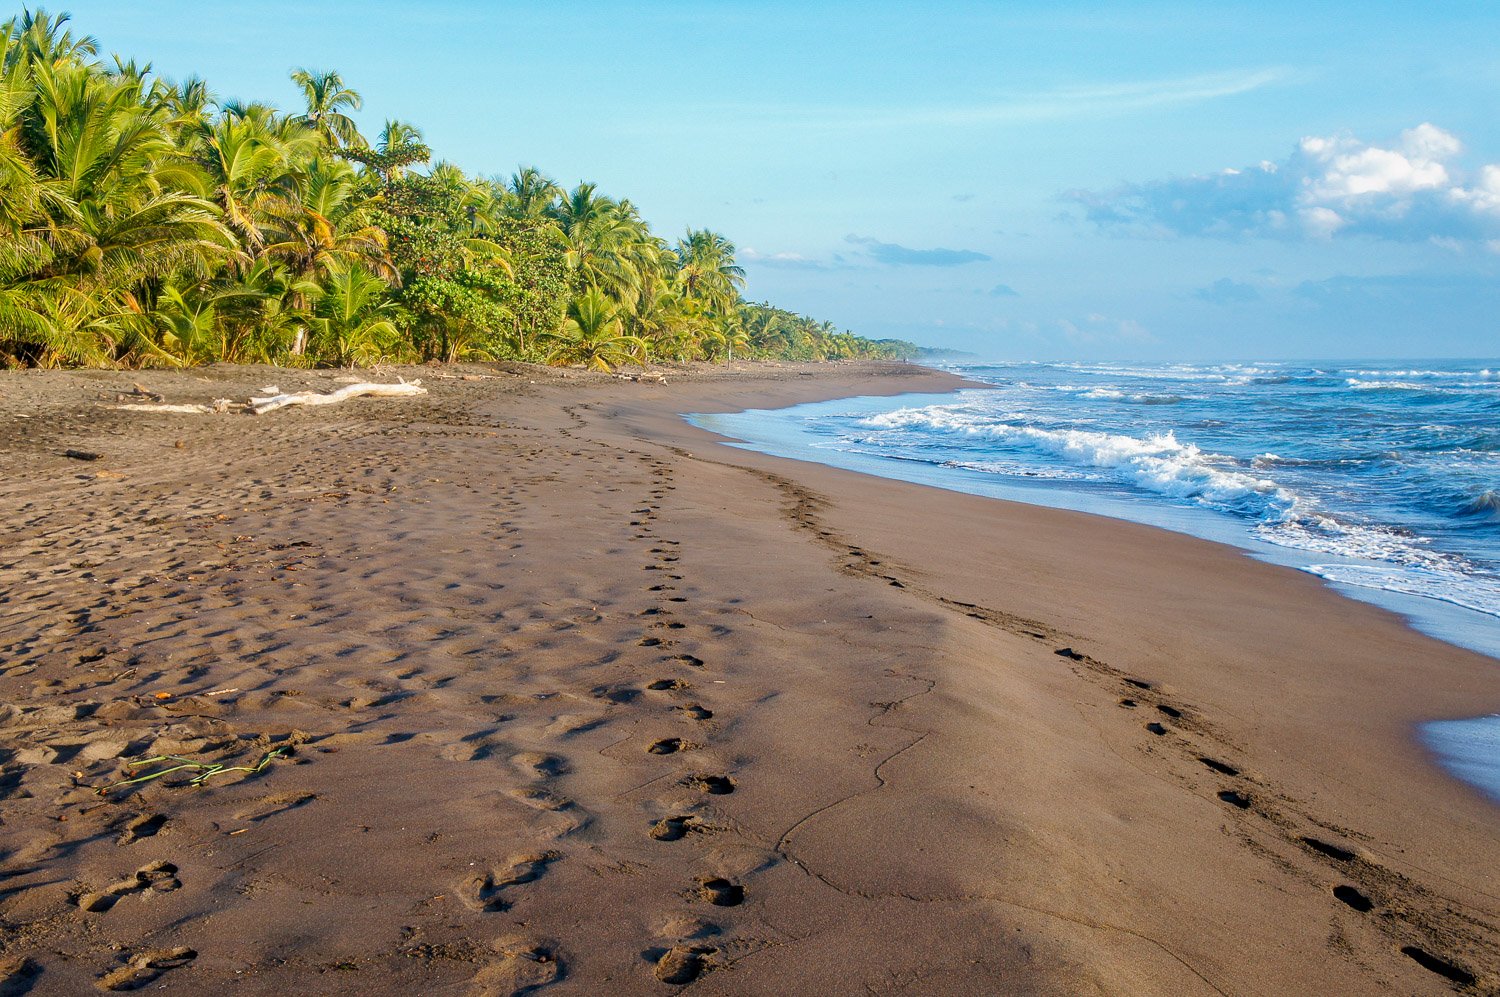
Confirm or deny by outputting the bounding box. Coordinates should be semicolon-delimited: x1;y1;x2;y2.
0;9;920;371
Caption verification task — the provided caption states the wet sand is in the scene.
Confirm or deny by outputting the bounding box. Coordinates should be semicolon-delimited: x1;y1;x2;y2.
1;359;1498;995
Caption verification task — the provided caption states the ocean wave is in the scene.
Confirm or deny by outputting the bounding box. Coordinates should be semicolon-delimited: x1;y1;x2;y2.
1253;517;1447;569
1457;490;1500;521
1305;564;1500;619
858;406;1299;520
1346;368;1500;380
1344;378;1454;393
1080;388;1186;404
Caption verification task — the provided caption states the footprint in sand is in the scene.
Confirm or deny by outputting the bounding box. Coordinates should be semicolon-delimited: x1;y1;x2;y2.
511;752;569;779
503;784;592;839
0;955;40;995
649;815;703;841
97;947;196;991
672;704;713;721
685;775;735;796
648;738;697;755
1300;837;1356;861
77;861;180;913
692;877;744;907
466;941;563;997
458;853;561;912
648;679;690;692
1401;946;1476;986
115;813;166;845
1332;884;1373;912
669;655;704;668
651;945;714;985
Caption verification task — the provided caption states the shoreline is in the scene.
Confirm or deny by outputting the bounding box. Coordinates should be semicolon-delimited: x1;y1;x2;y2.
691;372;1500;667
687;388;1500;801
2;360;1498;994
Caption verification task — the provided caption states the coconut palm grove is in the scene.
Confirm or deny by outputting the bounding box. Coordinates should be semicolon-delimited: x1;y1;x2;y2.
0;10;921;370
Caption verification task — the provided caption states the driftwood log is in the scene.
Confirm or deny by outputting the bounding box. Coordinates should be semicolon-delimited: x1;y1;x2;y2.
248;379;426;414
106;380;425;416
112;401;230;414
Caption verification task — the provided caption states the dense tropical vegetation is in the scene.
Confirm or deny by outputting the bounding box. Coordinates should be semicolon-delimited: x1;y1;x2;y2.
0;10;919;371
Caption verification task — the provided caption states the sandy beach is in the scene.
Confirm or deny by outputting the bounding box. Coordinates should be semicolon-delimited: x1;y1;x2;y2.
1;359;1498;996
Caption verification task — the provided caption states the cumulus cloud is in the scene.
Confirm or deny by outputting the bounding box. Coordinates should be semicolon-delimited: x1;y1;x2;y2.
989;283;1019;296
1192;278;1261;305
844;234;991;266
1071;123;1500;242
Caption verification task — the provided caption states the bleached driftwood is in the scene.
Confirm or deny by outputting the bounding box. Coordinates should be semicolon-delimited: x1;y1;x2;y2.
104;380;425;416
114;403;211;414
111;399;234;414
248;379;425;415
612;372;668;384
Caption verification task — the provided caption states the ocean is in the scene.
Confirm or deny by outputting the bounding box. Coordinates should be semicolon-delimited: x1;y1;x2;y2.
691;359;1500;800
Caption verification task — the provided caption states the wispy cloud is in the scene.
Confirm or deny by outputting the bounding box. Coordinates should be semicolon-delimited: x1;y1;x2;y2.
740;248;836;270
640;68;1289;134
846;235;991;266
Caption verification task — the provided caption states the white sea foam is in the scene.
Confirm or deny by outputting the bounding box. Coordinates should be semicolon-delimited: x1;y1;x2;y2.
1306;564;1500;618
1254;517;1445;568
1080;388;1186;404
1345;378;1450;392
942;458;1094;481
859;406;1298;520
1347;368;1500;380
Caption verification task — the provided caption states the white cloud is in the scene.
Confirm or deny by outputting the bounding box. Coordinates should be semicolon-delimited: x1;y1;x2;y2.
1073;123;1500;242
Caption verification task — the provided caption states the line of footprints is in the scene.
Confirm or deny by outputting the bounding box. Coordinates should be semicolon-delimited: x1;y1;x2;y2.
1054;645;1480;988
458;457;745;989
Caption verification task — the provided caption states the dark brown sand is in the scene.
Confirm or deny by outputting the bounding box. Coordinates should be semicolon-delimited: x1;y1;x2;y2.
1;359;1498;995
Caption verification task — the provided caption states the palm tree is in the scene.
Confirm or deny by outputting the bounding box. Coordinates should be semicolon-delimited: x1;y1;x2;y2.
546;286;645;372
308;263;398;365
675;229;745;316
504;166;561;222
290;68;363;149
13;58;235;360
10;9;97;69
191;112;299;254
549;184;664;304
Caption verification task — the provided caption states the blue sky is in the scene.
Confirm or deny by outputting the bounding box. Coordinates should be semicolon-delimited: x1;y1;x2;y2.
53;1;1500;360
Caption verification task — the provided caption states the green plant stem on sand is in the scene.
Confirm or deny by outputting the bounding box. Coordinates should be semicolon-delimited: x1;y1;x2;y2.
95;747;290;794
